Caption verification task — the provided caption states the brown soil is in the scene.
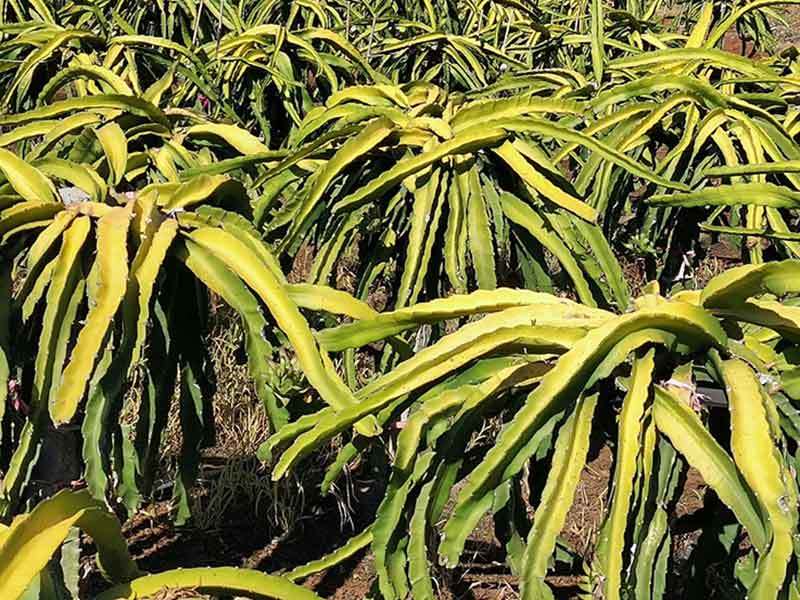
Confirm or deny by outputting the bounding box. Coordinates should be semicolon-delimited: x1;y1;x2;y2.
287;242;315;283
562;445;612;561
775;6;800;50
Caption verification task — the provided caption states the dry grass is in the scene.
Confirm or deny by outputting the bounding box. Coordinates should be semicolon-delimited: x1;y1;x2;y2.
774;6;800;49
562;446;611;560
620;255;649;299
692;254;733;291
145;300;359;550
287;241;315;284
203;320;270;458
133;300;312;538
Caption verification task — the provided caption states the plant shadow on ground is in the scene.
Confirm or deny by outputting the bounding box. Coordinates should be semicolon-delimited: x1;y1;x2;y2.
82;461;386;598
